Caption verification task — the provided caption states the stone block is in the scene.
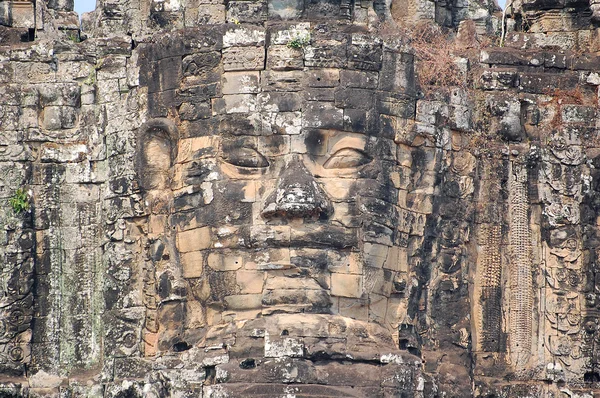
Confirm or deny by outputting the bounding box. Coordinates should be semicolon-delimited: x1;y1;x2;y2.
223;26;266;48
368;293;388;323
158;56;182;91
223;46;265;71
518;72;579;93
182;52;221;82
96;78;121;104
379;51;415;94
305;68;340;87
96;55;127;80
340;70;379;88
270;22;311;45
196;4;226;24
364;243;388;268
176;82;220;103
227;1;267;23
334;88;375;109
480;48;544;67
10;2;35;29
343;108;374;132
181;250;204;278
303;87;335;101
40;106;78;131
217;113;261;136
261;70;304;91
268;0;304;19
347;42;382;71
236;270;265;294
328;251;362;274
304;42;347;68
571;53;600;70
13;62;55;83
267;45;304;70
213;94;257;114
224;294;263;310
222;71;260;94
377;94;416;118
207;252;243;271
48;146;88;167
561;105;597;124
178;101;211;121
264;333;304;357
176;227;211;252
257;92;302;112
265;276;323;290
302;101;343;129
479;68;519;90
331;273;362;298
261;111;302;135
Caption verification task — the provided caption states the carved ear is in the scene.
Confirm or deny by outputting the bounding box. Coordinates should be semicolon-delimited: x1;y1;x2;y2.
137;118;179;191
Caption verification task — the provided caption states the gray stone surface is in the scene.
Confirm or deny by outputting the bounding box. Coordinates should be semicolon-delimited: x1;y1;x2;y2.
0;0;598;396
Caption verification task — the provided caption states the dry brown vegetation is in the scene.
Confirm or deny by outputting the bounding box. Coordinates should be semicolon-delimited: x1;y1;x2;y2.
409;22;467;89
543;86;590;130
379;20;489;93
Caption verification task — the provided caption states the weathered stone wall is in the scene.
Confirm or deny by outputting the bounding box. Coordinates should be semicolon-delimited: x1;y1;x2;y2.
0;0;599;396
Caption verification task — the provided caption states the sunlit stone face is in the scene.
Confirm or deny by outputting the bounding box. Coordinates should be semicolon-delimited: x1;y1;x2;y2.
170;122;410;322
138;26;419;351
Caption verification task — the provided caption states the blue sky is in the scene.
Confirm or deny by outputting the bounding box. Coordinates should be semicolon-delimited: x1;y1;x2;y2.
74;0;96;15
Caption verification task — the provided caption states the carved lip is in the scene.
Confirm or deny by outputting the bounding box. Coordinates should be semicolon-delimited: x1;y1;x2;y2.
248;224;358;250
261;202;333;219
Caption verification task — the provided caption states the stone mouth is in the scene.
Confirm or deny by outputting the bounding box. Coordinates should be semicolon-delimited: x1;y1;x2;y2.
248;224;358;250
199;313;410;360
261;202;330;219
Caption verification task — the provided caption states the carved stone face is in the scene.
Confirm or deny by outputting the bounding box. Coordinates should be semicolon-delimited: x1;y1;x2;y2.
138;27;417;351
170;118;407;322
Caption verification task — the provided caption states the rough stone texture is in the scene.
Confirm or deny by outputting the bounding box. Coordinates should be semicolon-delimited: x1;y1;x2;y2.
0;0;599;396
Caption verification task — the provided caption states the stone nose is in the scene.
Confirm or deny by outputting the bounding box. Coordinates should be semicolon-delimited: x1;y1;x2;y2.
261;156;333;220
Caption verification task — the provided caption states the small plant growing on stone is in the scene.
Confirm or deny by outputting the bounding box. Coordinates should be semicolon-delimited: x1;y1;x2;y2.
83;69;97;85
287;34;311;49
67;32;81;43
9;188;30;214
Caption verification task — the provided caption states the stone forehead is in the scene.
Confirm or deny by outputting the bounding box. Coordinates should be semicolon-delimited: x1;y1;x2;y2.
143;25;414;138
145;24;395;70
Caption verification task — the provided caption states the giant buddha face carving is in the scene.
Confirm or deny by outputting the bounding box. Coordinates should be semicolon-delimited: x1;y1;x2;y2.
171;124;405;319
139;25;417;352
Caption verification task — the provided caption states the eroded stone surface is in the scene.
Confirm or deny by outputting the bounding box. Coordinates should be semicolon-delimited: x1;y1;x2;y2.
0;0;599;396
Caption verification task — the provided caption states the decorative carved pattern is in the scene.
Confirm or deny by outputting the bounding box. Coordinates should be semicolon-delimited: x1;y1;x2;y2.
508;161;533;369
478;224;503;351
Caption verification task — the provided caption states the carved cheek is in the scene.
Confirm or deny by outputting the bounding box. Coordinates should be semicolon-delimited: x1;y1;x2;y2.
320;177;354;202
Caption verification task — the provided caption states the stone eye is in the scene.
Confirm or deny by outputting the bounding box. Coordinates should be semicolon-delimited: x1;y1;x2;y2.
222;147;269;168
323;148;371;169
